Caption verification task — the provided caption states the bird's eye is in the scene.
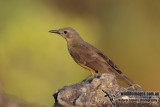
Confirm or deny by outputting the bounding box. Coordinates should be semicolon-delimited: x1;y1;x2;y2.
64;31;67;34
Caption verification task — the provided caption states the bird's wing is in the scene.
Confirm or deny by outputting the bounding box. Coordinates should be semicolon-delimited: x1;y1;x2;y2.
96;51;135;86
83;42;122;74
80;43;134;86
69;42;122;74
96;52;122;74
69;43;105;72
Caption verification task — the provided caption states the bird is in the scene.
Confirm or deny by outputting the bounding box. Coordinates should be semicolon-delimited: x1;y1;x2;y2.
49;27;135;86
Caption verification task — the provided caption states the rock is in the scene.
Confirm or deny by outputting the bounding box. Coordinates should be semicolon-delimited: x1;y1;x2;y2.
53;73;159;107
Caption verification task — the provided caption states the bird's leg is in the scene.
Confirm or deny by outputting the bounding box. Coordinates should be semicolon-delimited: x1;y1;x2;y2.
93;73;98;78
93;70;99;78
82;74;93;82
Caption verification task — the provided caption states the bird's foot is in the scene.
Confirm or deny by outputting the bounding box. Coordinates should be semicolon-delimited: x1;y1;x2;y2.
93;73;98;78
81;73;99;82
81;74;93;82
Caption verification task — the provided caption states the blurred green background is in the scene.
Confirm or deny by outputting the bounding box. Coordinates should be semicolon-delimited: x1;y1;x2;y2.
0;0;160;106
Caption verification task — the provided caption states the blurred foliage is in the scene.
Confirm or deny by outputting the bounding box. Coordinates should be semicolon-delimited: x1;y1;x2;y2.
0;0;160;106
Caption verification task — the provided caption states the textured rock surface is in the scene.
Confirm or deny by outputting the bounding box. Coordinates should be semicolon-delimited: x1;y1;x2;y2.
53;74;160;107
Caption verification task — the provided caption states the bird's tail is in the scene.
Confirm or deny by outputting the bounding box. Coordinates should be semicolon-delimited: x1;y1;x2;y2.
118;73;135;86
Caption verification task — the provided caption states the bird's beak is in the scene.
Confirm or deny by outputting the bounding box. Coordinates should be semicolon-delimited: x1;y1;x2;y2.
49;30;60;34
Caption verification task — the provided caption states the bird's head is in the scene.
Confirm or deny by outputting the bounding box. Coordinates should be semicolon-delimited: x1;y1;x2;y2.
49;27;82;42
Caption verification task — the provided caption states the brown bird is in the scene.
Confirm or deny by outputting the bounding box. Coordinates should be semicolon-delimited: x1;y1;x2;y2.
49;27;135;86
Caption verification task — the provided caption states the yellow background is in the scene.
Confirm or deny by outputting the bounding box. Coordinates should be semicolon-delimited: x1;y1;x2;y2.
0;0;160;106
